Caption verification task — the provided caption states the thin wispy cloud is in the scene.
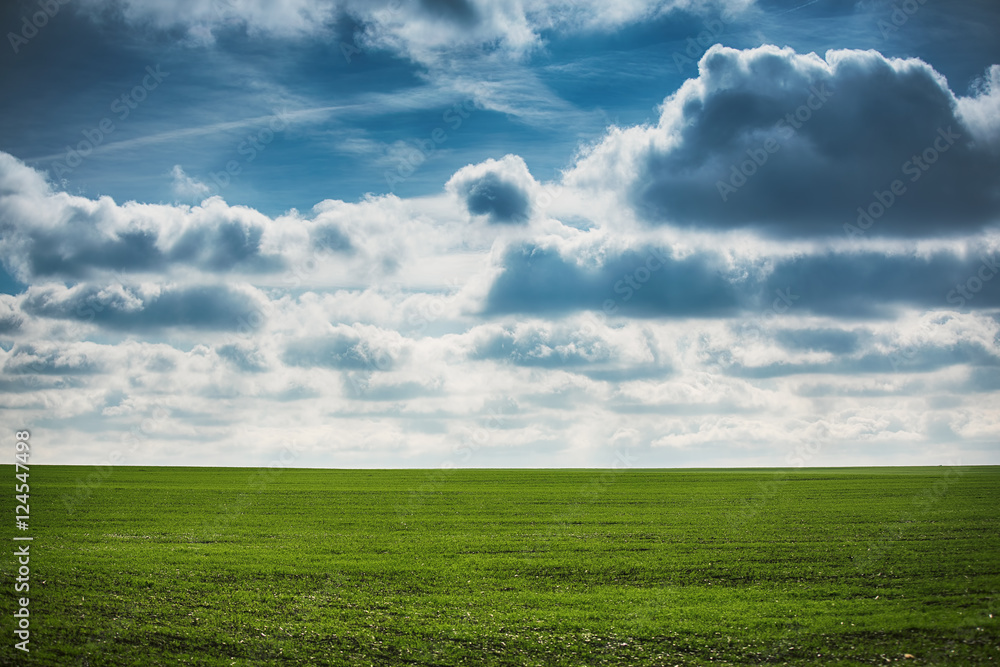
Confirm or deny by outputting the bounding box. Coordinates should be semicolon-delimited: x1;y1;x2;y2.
24;105;359;164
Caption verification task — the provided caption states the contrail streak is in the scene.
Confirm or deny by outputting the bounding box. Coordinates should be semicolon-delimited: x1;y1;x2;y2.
25;105;358;164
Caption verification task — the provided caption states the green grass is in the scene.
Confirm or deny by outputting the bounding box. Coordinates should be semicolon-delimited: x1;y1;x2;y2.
3;466;999;665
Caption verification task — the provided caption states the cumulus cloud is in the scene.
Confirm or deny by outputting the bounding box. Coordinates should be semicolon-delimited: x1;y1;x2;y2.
726;342;998;379
482;239;1000;317
167;206;283;272
957;64;1000;152
764;250;1000;315
484;242;742;316
471;323;614;366
728;332;1000;380
467;319;662;371
216;342;269;373
710;310;1000;379
0;297;23;333
21;282;266;331
282;324;409;371
447;155;536;224
170;165;213;202
565;45;1000;236
2;341;108;375
0;152;447;286
0;153;290;280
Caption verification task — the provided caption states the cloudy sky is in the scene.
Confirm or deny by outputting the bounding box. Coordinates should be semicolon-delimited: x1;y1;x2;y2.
1;0;999;468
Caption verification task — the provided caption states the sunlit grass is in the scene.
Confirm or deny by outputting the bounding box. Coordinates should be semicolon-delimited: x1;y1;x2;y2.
9;466;999;665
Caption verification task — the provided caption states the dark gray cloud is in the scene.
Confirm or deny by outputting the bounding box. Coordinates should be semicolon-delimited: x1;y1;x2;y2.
485;242;1000;317
484;243;741;316
21;283;262;331
418;0;478;25
576;46;1000;237
26;229;166;279
968;366;1000;392
0;312;22;333
446;156;537;225
462;172;531;224
15;219;282;279
764;251;1000;316
169;220;283;272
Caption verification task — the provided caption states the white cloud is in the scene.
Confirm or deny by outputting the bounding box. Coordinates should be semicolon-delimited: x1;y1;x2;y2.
170;165;213;202
76;0;339;38
957;64;1000;152
74;0;750;56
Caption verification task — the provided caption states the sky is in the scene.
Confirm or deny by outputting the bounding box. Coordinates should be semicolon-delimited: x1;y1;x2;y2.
1;0;999;469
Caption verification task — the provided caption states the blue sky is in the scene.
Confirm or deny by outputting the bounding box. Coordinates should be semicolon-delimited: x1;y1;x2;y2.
1;0;999;468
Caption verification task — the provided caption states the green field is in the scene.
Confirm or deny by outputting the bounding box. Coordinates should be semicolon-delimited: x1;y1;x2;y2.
3;466;999;666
